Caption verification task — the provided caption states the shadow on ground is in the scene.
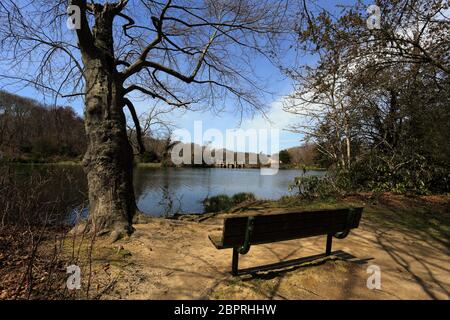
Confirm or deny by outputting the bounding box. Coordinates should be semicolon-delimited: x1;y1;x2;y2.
80;194;449;300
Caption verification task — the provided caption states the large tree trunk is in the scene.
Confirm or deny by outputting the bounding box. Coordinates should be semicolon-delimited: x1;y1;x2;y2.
79;5;136;238
82;66;135;238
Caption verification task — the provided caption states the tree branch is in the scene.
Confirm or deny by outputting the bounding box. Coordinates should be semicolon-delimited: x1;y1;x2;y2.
123;97;145;155
121;0;172;78
123;84;190;107
69;0;95;57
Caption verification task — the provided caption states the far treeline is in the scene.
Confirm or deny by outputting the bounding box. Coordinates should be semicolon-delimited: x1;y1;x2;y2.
0;90;85;162
0;89;173;163
0;90;318;167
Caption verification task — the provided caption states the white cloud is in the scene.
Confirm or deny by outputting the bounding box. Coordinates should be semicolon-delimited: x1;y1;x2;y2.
240;97;296;131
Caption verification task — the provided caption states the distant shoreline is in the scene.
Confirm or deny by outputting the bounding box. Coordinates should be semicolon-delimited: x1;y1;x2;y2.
4;161;326;171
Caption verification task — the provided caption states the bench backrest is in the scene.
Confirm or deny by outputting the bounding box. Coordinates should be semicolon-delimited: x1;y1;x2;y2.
221;207;363;248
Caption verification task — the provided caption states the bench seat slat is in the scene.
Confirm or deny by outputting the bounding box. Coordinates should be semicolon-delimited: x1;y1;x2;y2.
216;208;362;249
222;223;349;248
223;216;349;237
223;209;350;228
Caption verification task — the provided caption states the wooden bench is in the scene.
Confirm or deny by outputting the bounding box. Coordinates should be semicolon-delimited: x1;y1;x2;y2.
209;207;363;275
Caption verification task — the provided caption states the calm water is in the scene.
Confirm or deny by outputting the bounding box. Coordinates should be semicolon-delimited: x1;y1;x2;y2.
134;167;324;215
11;165;324;217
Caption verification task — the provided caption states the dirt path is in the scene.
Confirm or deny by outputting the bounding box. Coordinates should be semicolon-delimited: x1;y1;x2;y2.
89;196;449;300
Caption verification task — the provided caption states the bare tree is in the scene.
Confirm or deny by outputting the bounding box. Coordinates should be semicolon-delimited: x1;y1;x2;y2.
0;0;295;238
126;101;176;156
284;41;356;170
285;0;449;171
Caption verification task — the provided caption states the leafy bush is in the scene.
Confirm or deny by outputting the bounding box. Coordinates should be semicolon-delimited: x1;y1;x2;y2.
346;151;450;195
278;149;291;164
289;174;343;199
141;150;160;163
203;194;233;213
203;192;257;213
231;192;256;204
300;150;450;196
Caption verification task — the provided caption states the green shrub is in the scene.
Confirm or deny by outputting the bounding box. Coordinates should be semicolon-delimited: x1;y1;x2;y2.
346;151;449;195
141;150;160;163
278;149;291;164
300;150;450;196
203;194;233;213
231;192;256;204
289;175;340;199
203;192;257;213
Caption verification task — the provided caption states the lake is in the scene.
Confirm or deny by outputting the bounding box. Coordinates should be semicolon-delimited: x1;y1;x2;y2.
11;165;325;217
135;167;325;215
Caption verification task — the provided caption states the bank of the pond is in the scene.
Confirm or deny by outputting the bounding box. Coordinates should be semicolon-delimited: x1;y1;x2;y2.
2;190;448;299
45;193;449;300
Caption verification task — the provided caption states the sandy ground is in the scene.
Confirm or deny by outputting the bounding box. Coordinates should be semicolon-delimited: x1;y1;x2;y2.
82;196;449;300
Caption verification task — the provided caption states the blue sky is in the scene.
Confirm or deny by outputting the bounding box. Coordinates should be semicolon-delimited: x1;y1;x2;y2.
130;54;307;153
0;0;365;153
4;52;305;153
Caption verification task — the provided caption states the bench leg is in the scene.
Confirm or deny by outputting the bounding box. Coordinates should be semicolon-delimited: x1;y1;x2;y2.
326;234;333;256
231;248;239;276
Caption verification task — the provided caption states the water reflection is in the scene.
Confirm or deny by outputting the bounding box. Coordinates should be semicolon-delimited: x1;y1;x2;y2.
134;167;324;216
9;165;324;218
6;164;88;225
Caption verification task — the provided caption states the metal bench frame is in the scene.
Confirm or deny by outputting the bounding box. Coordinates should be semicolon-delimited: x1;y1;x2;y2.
210;208;363;276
